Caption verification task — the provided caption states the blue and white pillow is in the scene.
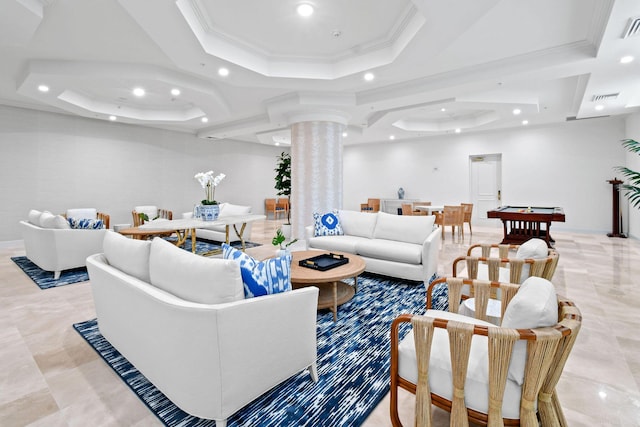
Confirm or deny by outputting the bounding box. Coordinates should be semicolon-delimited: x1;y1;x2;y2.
68;218;104;229
222;244;292;298
313;210;344;237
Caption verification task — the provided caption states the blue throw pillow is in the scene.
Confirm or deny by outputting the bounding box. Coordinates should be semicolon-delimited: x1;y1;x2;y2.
68;218;104;229
313;210;343;237
222;244;292;298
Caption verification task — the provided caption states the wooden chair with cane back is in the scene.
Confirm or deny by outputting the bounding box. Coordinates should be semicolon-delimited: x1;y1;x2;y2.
390;276;581;426
412;201;431;216
434;205;464;240
360;198;381;213
401;203;414;216
265;198;285;220
461;203;474;235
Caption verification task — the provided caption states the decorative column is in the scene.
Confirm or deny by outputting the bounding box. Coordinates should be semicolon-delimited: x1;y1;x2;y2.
290;117;346;239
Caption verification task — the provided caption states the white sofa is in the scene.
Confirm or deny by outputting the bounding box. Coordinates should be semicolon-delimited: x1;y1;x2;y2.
183;202;253;242
87;232;319;426
20;209;107;278
305;210;441;283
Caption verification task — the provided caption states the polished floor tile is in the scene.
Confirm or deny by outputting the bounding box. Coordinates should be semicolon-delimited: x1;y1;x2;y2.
1;220;639;426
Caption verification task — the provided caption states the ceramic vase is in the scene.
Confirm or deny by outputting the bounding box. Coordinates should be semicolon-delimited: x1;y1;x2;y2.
199;204;220;221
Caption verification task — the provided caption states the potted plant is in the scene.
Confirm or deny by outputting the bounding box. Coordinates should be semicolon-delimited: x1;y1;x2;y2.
274;151;292;236
271;228;298;256
616;139;640;208
194;170;226;220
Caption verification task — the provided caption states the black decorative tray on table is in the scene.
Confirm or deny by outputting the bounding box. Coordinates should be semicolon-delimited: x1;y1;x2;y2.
299;253;349;271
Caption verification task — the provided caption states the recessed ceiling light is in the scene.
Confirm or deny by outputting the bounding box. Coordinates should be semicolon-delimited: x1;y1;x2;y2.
595;104;604;111
389;135;395;140
171;88;181;96
522;119;529;125
218;67;229;77
275;142;280;146
620;55;634;64
512;108;521;115
133;87;145;97
441;108;446;112
201;117;209;123
342;132;348;137
455;128;461;133
38;84;49;92
364;72;375;82
296;3;314;17
109;115;117;121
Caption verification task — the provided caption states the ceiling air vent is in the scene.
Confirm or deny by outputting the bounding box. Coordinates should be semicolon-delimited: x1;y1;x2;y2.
622;17;640;38
591;93;619;102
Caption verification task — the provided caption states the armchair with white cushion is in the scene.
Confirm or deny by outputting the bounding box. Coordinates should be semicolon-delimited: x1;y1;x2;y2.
20;208;108;278
390;276;581;426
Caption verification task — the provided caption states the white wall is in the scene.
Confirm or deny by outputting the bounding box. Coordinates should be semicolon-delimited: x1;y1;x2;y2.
0;105;285;241
344;116;627;234
624;113;640;239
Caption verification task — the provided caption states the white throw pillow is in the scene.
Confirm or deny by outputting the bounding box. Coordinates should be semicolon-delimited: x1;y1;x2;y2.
515;238;548;259
500;277;558;385
49;214;70;229
38;211;56;228
28;209;42;225
219;203;251;217
373;212;435;245
103;231;151;283
149;238;244;304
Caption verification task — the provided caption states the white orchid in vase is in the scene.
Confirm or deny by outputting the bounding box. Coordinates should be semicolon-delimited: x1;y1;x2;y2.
194;170;226;205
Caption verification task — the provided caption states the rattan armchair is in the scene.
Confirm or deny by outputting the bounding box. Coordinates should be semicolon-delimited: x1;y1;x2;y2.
412;201;431;216
131;206;172;227
390;276;581;427
434;205;464;240
461;203;473;235
265;198;285;220
453;241;559;283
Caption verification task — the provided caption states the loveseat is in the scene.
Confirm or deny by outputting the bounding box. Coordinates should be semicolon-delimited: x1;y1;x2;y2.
182;202;253;242
305;210;441;283
20;208;107;278
87;232;319;426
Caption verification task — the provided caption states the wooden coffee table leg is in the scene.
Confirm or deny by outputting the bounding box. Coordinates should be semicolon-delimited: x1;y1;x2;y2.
332;281;338;321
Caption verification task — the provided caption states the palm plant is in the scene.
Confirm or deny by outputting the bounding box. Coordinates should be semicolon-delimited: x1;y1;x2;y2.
274;151;292;224
616;139;640;208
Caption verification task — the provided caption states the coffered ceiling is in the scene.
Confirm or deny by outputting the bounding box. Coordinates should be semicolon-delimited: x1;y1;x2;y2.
1;0;640;146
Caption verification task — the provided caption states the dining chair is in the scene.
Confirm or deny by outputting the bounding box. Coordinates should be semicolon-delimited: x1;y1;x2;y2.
276;198;289;218
412;201;430;215
434;205;463;240
360;198;380;213
265;198;284;220
461;203;473;235
401;203;414;216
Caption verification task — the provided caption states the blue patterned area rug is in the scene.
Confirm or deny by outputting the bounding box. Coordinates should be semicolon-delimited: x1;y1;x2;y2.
73;273;427;426
12;240;261;290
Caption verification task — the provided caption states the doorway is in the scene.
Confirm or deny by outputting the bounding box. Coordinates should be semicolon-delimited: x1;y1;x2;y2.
469;154;502;223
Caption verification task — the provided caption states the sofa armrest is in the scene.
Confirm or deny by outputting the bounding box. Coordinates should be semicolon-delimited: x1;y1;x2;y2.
421;226;441;282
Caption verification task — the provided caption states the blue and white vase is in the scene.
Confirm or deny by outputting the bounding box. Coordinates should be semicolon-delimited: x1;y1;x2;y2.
199;204;220;221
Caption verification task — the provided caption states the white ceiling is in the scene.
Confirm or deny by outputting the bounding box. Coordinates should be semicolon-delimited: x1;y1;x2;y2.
2;0;640;146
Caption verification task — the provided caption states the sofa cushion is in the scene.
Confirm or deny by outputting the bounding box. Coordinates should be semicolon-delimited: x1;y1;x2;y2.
222;243;292;298
40;213;70;229
307;235;361;254
103;231;151;283
515;238;548;259
356;239;422;264
313;210;344;236
500;277;558;385
149;238;244;304
338;210;377;238
28;209;42;225
66;208;97;220
373;212;435;245
219;203;251;217
68;218;104;229
398;311;524;419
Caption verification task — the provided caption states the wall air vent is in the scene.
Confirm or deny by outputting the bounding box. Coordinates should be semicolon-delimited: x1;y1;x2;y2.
622;17;640;38
591;93;619;102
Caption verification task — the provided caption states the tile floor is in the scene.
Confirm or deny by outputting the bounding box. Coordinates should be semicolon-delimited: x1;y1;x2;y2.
1;220;639;426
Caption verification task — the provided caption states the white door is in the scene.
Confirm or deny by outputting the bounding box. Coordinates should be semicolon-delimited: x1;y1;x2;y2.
469;154;502;221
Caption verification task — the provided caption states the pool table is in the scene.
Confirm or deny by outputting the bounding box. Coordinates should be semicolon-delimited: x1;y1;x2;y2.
487;206;565;247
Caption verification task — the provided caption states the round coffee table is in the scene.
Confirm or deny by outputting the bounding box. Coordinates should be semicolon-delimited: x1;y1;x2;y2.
290;250;366;321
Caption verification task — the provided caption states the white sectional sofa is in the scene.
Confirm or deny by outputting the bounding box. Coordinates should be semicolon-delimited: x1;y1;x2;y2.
87;232;318;426
20;209;107;278
305;210;441;283
183;202;253;242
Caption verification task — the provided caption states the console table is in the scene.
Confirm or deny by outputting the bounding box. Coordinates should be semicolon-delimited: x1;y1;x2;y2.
380;199;417;214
